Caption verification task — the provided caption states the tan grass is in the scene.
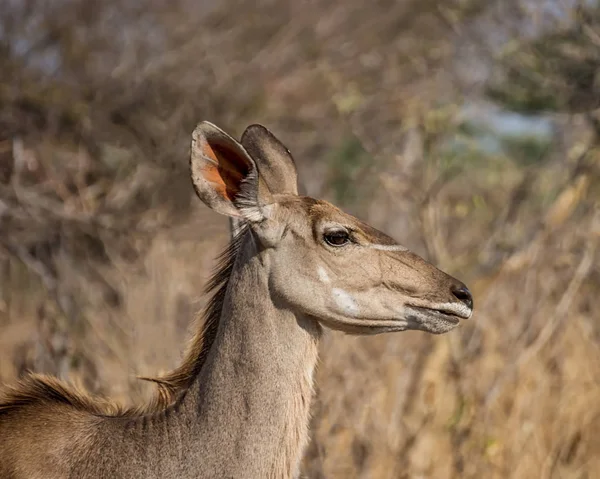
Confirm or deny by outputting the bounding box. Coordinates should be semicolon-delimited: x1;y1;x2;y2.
1;0;600;477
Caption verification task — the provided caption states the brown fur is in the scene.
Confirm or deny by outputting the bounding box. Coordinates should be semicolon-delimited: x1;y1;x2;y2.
0;374;123;417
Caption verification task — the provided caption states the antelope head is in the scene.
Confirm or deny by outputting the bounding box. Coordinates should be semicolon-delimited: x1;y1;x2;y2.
190;122;473;335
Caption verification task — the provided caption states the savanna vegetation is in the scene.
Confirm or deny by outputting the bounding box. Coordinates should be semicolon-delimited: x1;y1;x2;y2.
1;1;599;477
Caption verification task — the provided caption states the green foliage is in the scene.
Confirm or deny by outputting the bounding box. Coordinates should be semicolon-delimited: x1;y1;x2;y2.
327;136;372;207
486;4;600;114
450;115;552;169
498;133;551;166
437;141;488;174
455;119;490;139
487;82;561;114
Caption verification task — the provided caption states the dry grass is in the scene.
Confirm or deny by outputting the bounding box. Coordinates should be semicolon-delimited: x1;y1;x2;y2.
1;1;600;478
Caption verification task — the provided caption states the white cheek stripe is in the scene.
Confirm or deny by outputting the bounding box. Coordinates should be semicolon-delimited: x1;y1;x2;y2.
317;266;331;284
332;288;360;317
368;244;409;252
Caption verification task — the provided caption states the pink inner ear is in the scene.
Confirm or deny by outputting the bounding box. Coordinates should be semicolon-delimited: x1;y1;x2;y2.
202;142;251;201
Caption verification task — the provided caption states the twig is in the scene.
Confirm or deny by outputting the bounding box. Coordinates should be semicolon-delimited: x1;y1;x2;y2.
484;217;597;410
0;238;58;294
514;237;596;369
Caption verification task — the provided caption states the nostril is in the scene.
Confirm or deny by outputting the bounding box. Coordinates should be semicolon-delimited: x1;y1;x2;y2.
452;286;473;309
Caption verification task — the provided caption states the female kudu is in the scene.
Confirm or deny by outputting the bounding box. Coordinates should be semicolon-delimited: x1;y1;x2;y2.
0;122;473;478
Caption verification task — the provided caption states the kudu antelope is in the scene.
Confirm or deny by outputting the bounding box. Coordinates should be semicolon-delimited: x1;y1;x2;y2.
0;122;473;478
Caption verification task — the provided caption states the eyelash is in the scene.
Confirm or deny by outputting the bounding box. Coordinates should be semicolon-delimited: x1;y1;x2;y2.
323;230;351;247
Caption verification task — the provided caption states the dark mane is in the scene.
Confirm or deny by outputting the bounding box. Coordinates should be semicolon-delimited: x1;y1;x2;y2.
0;374;126;416
0;227;248;417
138;225;248;406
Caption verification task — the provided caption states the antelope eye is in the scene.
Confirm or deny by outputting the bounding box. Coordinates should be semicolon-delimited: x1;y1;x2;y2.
323;230;350;247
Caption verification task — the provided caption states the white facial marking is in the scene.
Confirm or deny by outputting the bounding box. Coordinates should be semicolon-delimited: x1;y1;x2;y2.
332;288;360;317
260;204;275;218
368;244;409;252
237;204;264;222
317;266;331;284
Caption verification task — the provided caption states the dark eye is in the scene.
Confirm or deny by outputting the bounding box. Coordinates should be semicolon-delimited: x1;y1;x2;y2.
324;230;350;247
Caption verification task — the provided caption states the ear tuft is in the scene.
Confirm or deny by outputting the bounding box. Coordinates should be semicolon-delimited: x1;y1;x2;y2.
231;167;264;222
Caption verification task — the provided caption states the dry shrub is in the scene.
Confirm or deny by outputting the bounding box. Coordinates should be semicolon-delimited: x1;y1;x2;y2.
1;1;599;478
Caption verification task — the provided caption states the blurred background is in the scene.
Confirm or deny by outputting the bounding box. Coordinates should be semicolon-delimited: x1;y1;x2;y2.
1;0;599;477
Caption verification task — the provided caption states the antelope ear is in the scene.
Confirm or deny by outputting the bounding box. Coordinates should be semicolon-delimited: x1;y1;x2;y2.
241;124;299;196
190;122;269;222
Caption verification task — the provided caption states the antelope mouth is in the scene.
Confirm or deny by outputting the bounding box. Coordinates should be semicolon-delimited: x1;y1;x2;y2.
420;308;461;323
405;304;472;334
413;303;472;320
